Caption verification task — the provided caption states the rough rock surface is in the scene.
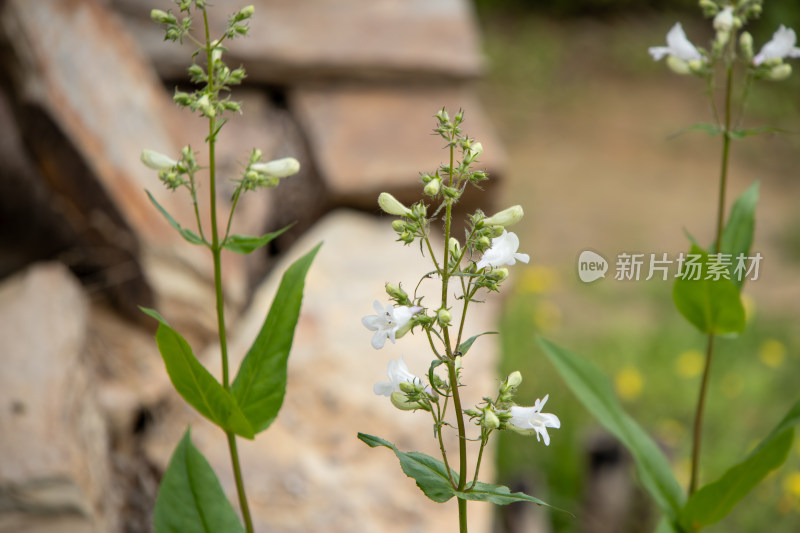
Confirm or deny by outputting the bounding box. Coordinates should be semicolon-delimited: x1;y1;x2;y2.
115;0;483;83
145;210;500;532
0;264;111;532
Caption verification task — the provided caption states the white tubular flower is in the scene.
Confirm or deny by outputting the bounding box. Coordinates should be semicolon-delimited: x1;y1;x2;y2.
649;23;704;74
476;230;530;271
140;149;177;170
753;25;800;66
507;395;561;446
361;301;421;349
483;205;524;228
713;6;735;32
373;356;421;396
251;157;301;179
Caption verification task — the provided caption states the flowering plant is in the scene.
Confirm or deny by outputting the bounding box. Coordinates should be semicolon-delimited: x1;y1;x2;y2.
542;1;800;531
357;109;563;532
139;2;319;532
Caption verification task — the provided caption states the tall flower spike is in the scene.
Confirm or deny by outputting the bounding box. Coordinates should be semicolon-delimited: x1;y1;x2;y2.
476;230;530;271
361;301;421;349
753;25;800;66
507;395;561;446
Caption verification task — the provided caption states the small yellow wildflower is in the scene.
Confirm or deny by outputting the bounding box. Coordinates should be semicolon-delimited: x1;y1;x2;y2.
614;366;643;401
675;349;704;378
759;339;786;369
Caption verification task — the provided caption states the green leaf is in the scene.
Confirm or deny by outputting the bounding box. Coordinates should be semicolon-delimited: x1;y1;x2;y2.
358;432;456;503
141;308;254;439
718;182;758;288
232;243;321;434
681;399;800;530
538;338;686;527
457;331;497;356
222;224;293;254
456;481;561;510
146;190;206;246
727;126;787;139
669;123;722;139
154;428;245;533
672;245;745;335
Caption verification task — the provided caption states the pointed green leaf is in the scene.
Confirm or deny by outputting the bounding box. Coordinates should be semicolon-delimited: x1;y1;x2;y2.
457;331;497;356
456;481;566;512
222;224;293;254
681;400;800;530
727;126;787;139
718;182;758;288
232;243;321;433
141;308;254;439
154;428;245;533
357;432;456;503
669;123;722;139
146;190;206;246
672;245;745;335
539;338;685;526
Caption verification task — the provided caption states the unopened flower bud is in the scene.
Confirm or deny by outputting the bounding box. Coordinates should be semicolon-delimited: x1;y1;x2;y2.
239;5;255;19
385;283;409;302
211;47;223;65
391;220;406;232
399;231;415;244
437;308;452;326
150;9;176;25
411;203;427;219
390;392;429;412
483;205;524;228
423;178;441;196
251;157;300;179
505;371;522;390
468;141;483;160
482;408;500;430
488;268;509;282
767;63;792;81
435;108;449;124
739;31;754;62
173;91;193;106
479;236;491;248
666;56;691;75
698;0;717;15
196;93;215;117
378;192;412;216
399;381;418;394
464;409;481;418
141;149;177;170
713;6;734;32
442;185;459;199
448;238;461;258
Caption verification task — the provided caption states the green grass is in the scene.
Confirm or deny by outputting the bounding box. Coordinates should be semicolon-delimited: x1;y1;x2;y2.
494;269;800;532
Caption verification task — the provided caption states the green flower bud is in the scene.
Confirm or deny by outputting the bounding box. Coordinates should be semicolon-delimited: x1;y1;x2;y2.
390;392;429;412
739;32;754;62
504;371;522;390
437;308;452;326
479;236;491;248
423;178;441;196
378;192;412;216
238;5;255;19
467;141;483;160
464;409;481;418
398;381;418;394
411;202;427;219
448;237;461;258
487;268;509;282
391;220;406;232
141;149;177;170
399;231;415;244
251;157;300;179
150;9;176;25
435;107;449;124
666;55;691;75
442;185;459;199
482;408;500;430
483;205;524;228
767;63;792;81
385;283;409;302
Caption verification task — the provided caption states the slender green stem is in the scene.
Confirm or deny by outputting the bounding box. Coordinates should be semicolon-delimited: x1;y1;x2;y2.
689;62;734;497
468;435;488;490
202;10;253;531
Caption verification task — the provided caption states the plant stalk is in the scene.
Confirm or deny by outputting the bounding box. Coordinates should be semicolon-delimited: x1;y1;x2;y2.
689;62;734;497
203;9;254;531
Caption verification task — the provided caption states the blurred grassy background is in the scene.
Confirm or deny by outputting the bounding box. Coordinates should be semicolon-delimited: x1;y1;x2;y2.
473;1;800;531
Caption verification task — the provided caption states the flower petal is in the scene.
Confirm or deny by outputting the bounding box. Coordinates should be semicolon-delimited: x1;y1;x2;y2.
371;330;387;349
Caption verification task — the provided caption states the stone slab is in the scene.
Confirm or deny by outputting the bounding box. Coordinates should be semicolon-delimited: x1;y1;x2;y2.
115;0;484;83
291;84;507;208
0;263;111;532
